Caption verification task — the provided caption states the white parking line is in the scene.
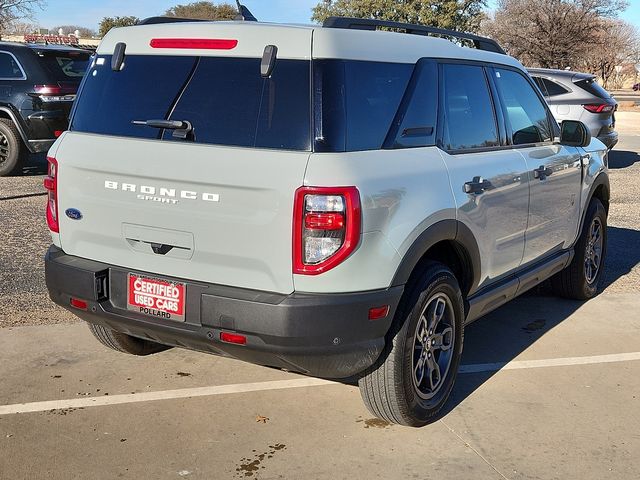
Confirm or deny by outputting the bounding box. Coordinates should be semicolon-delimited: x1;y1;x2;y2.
1;352;639;416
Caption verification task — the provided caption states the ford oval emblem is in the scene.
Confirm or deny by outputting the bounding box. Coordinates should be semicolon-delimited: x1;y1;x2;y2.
65;208;83;220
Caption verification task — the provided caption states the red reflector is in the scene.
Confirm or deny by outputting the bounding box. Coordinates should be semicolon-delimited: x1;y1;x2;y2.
54;130;63;138
70;298;88;310
220;332;247;345
150;38;238;50
304;212;345;230
369;305;390;320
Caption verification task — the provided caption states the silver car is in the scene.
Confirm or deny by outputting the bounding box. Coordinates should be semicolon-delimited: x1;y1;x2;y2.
528;68;618;149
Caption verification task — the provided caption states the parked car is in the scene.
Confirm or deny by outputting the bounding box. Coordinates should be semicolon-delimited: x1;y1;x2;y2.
44;14;610;426
0;42;91;176
528;68;618;149
633;82;639;91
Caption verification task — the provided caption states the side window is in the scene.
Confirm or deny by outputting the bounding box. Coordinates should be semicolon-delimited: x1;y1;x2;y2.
493;68;552;145
0;52;25;79
532;76;549;97
388;61;438;149
442;64;499;151
540;78;569;97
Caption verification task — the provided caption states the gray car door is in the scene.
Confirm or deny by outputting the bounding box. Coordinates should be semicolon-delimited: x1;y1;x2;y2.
491;67;582;265
437;63;530;291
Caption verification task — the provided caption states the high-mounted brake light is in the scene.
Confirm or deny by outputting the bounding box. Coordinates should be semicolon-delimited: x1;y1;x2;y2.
44;156;59;233
149;38;238;50
293;186;361;275
583;104;614;114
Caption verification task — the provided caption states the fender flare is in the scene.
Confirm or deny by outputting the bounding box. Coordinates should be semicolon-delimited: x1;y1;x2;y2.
391;219;482;295
573;173;610;247
0;106;33;152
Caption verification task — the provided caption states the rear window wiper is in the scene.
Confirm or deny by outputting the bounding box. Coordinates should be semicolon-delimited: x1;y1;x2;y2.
132;119;193;139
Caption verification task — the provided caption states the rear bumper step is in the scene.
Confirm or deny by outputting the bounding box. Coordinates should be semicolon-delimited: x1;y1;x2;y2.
45;245;403;379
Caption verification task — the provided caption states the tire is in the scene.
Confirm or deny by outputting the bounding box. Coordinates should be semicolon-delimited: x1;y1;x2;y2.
0;118;26;176
552;198;607;300
358;262;465;427
88;323;172;356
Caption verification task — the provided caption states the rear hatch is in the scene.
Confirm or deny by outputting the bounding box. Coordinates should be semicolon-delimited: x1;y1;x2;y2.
573;75;617;131
54;23;313;294
28;48;91;137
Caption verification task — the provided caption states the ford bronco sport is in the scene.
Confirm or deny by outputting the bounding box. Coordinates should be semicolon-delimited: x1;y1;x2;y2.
0;42;90;176
44;13;610;426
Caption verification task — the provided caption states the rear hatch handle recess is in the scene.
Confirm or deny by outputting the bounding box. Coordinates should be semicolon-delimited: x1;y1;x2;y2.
132;119;194;140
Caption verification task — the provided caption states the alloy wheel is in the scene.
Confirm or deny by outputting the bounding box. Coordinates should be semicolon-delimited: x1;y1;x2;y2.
584;217;604;285
411;293;455;400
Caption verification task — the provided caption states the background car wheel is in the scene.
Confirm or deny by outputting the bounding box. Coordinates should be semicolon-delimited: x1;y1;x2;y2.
88;323;172;356
0;118;26;177
552;198;607;300
358;262;464;427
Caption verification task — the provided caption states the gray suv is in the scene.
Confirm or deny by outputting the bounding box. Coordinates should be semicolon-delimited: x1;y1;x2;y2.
528;68;618;149
44;15;610;426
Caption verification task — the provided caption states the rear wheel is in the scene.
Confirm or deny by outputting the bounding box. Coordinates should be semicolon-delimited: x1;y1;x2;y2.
88;323;172;356
552;198;607;300
0;119;26;176
358;263;464;426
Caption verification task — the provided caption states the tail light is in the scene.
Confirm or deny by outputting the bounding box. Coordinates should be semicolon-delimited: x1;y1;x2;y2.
32;84;77;102
293;186;361;275
583;104;614;114
44;156;59;233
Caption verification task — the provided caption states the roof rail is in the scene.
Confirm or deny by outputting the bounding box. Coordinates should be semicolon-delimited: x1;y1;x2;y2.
137;17;208;26
323;17;506;55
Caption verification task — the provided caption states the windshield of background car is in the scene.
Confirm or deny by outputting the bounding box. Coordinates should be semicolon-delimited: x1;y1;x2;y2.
574;78;611;99
70;55;312;151
39;51;91;81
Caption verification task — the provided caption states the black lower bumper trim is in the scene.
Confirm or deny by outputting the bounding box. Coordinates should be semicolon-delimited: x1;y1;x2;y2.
45;246;404;379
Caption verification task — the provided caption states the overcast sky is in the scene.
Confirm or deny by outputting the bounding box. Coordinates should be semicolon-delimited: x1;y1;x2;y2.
34;0;640;31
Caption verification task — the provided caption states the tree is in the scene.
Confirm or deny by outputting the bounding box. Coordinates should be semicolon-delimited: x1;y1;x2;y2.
98;16;140;38
165;1;238;20
311;0;488;33
51;25;96;38
0;0;44;36
481;0;628;69
582;19;639;89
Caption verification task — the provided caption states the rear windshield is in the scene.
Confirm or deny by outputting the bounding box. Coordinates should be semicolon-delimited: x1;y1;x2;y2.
38;51;90;81
71;55;312;151
574;78;610;99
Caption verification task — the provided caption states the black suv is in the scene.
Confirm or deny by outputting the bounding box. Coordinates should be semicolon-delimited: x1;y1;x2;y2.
0;42;91;175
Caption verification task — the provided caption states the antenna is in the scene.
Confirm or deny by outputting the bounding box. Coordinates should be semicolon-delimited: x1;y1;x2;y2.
235;1;258;22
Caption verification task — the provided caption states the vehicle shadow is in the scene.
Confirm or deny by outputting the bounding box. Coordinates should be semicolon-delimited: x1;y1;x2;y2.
608;149;639;169
436;225;638;419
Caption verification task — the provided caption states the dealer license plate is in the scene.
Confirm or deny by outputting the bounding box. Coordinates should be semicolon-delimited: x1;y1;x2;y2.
127;273;186;322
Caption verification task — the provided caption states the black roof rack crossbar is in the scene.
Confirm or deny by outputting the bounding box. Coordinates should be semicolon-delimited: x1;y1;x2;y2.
323;17;506;55
138;17;209;26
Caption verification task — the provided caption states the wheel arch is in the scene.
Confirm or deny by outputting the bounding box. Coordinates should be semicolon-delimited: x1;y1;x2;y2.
0;106;32;152
391;220;481;298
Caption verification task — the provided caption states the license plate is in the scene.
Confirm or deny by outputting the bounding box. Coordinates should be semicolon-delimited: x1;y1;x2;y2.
127;273;186;322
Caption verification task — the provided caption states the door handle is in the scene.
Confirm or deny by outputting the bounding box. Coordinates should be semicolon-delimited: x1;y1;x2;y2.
464;176;492;194
533;165;553;180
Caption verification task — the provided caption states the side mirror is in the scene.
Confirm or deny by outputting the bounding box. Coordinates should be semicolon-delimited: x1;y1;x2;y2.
560;120;591;147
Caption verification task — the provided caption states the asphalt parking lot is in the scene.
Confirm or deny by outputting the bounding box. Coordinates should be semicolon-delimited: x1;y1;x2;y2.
0;114;639;479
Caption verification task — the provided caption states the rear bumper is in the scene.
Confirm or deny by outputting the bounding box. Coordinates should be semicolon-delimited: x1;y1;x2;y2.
596;130;618;150
45;246;403;379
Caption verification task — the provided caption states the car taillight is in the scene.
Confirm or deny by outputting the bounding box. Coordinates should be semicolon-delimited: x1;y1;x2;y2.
44;156;59;233
583;104;614;113
293;186;361;275
32;84;77;102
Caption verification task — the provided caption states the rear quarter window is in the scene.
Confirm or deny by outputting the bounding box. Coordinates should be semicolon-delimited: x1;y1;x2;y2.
574;78;611;99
